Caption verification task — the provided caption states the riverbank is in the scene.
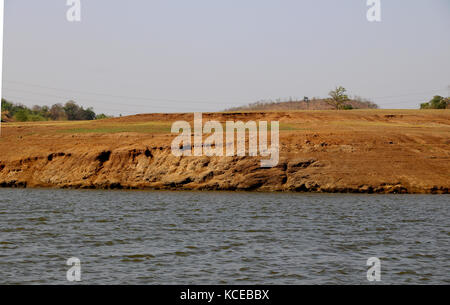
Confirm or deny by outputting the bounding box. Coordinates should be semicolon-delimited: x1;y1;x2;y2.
0;110;449;193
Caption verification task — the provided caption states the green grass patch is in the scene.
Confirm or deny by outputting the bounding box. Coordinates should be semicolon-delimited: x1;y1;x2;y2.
58;122;173;134
279;123;314;131
58;122;311;134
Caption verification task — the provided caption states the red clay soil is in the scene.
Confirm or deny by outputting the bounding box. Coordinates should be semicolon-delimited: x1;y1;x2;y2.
0;110;449;193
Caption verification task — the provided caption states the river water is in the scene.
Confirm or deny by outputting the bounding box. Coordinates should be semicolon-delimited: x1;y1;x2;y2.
0;188;448;284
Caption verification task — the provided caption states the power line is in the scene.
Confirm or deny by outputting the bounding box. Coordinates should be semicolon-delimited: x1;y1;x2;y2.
2;94;142;114
2;90;434;110
2;87;208;109
3;80;249;105
3;79;447;110
1;94;213;112
368;88;447;100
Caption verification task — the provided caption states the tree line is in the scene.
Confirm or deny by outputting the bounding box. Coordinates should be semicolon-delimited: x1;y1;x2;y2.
1;99;111;122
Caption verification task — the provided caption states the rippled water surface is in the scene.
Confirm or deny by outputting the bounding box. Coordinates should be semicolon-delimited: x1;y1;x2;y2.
0;189;448;284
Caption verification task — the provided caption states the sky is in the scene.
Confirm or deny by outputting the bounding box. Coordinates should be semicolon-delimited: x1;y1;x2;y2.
2;0;450;115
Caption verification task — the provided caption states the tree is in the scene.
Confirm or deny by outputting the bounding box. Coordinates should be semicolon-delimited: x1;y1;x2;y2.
14;109;29;122
63;101;97;120
31;105;50;119
49;103;67;120
83;107;96;120
326;86;350;110
1;99;14;113
420;96;448;109
63;101;80;120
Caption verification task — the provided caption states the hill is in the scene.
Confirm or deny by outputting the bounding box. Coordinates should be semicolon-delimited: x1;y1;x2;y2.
225;98;378;112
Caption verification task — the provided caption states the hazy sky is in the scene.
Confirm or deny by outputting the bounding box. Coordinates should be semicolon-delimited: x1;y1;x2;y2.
2;0;450;115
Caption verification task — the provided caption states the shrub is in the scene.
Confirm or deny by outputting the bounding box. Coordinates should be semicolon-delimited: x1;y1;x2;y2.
343;104;354;110
14;109;30;122
95;113;112;120
27;114;47;121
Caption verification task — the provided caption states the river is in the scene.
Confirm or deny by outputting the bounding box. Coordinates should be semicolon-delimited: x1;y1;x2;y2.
0;188;448;284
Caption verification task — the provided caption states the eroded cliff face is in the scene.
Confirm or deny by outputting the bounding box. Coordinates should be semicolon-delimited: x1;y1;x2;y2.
0;146;441;193
0;110;449;193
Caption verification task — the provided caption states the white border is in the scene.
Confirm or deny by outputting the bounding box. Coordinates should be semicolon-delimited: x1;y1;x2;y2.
0;0;4;135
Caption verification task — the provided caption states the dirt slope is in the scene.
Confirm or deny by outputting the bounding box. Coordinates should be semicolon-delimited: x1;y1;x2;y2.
0;110;449;193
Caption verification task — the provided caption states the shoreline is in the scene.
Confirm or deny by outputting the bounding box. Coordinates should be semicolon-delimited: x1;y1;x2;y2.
0;184;448;194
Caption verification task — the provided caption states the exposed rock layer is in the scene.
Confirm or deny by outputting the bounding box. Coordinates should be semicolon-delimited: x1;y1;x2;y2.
0;110;449;193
